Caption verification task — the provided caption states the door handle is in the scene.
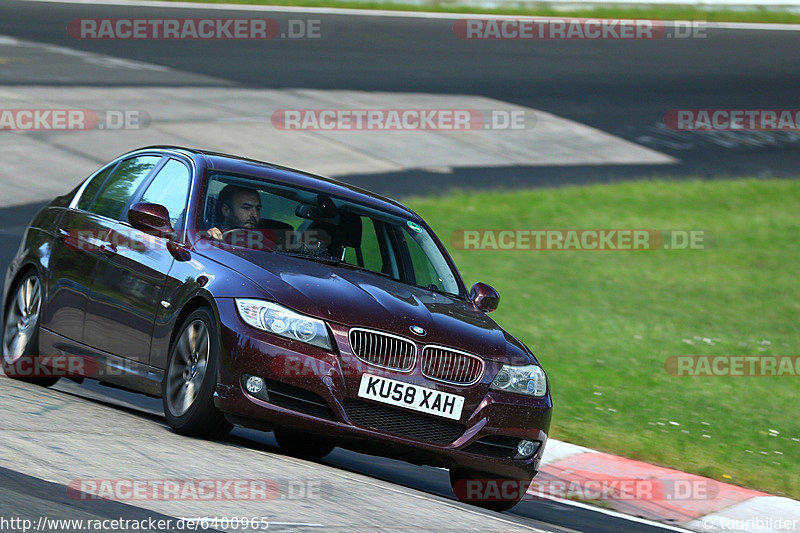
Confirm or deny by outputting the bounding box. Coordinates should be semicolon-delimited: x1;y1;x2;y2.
57;229;70;241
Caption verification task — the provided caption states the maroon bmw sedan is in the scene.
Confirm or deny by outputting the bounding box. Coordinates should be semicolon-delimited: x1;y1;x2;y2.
2;146;551;510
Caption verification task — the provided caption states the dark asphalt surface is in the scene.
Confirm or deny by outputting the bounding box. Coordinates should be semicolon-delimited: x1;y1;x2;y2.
1;466;224;533
52;379;682;533
0;0;799;194
1;1;796;531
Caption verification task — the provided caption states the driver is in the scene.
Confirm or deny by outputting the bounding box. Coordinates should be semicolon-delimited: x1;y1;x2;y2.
208;185;262;241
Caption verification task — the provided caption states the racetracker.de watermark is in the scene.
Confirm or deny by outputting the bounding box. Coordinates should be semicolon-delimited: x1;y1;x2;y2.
1;355;98;379
453;18;707;40
271;109;535;130
0;354;188;380
0;516;232;532
67;479;321;501
665;109;800;131
0;109;148;131
57;228;329;254
268;352;501;379
67;18;321;40
665;356;800;376
450;229;710;250
452;477;719;502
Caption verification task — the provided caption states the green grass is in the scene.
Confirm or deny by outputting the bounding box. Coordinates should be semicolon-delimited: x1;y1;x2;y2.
404;179;800;499
158;0;800;24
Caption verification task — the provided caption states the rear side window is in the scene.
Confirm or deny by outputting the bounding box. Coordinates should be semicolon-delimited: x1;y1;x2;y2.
77;164;116;211
138;159;191;227
90;156;161;220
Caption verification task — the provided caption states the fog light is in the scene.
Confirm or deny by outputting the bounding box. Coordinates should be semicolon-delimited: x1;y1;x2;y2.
517;440;540;458
245;375;265;394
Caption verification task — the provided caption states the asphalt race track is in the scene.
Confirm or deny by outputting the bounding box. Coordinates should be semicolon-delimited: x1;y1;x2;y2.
1;0;799;195
0;0;798;531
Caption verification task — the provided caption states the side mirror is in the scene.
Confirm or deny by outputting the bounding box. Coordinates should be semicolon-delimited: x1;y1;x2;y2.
128;202;174;237
470;282;500;313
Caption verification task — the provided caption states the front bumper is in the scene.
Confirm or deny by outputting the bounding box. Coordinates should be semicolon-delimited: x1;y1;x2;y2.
213;298;552;481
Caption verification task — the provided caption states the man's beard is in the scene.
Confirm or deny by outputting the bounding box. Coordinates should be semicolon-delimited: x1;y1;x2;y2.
223;218;257;230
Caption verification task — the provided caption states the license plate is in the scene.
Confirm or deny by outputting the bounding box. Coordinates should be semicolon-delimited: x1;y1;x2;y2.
357;374;464;420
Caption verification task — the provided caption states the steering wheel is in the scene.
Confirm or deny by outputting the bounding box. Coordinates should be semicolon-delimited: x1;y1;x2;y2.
219;228;278;252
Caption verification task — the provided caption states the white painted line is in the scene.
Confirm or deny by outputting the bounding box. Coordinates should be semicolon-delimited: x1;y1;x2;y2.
705;21;800;31
511;0;798;5
0;32;170;71
312;471;555;531
688;496;800;532
20;0;800;31
496;0;800;5
529;492;697;532
253;437;693;532
248;449;554;532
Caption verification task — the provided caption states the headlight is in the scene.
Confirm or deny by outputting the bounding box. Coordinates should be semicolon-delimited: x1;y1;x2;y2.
490;364;547;397
235;299;332;351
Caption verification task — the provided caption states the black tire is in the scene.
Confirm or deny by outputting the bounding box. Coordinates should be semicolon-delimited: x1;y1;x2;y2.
2;272;59;388
162;307;232;439
449;468;531;512
274;428;336;459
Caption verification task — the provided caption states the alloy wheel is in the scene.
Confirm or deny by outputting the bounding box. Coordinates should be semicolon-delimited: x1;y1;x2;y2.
166;319;210;417
3;275;42;364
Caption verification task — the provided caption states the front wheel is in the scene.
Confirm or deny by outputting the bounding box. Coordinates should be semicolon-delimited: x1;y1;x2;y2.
2;273;59;387
449;468;531;512
162;307;231;439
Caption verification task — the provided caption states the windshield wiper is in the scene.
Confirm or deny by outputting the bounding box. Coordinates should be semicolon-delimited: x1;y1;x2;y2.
333;261;395;280
411;282;460;298
277;251;399;282
275;249;341;264
282;252;398;280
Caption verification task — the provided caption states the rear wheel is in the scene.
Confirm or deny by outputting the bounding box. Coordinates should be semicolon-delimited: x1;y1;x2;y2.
2;273;59;387
449;468;531;512
163;307;231;439
274;428;336;459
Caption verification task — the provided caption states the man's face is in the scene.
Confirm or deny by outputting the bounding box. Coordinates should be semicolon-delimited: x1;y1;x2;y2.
222;190;261;229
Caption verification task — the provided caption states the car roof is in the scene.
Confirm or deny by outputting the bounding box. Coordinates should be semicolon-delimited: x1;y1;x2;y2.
134;145;422;221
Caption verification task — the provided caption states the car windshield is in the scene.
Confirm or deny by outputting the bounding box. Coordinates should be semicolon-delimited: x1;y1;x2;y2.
203;172;463;297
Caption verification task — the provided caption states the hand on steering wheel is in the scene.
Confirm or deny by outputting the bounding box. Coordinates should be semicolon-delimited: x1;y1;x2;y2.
208;227;244;241
207;227;223;241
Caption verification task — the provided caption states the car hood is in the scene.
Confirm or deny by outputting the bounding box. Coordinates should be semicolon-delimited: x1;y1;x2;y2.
222;249;535;365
